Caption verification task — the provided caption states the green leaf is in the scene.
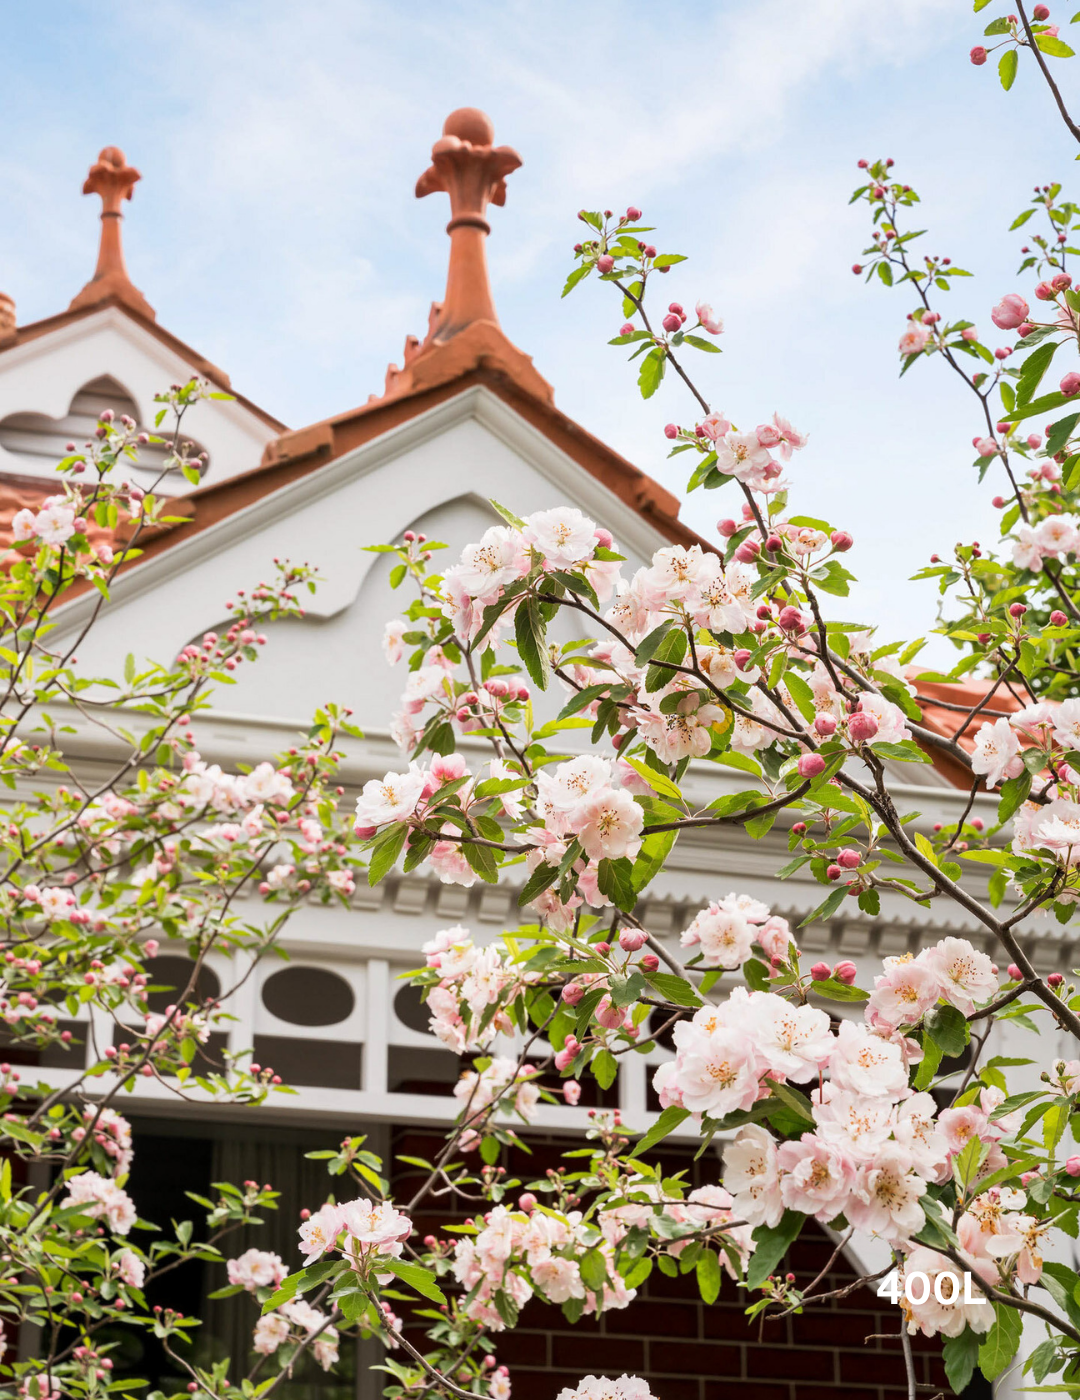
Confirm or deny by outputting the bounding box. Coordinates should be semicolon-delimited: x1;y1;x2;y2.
943;1330;980;1396
490;499;527;530
683;334;722;353
811;978;869;1003
517;860;559;907
652;253;686;267
592;1048;618;1090
1017;340;1060;404
798;885;849;928
367;823;407;886
998;771;1032;823
638;347;666;399
562;264;592;298
382;1258;447;1305
696;1249;722;1304
914;1036;943;1091
1005;389;1072;422
746;1211;804;1290
978;1302;1023;1380
463;840;500;885
644;970;704;1007
622;754;683;802
580;1247;610;1291
999;47;1019;89
515;597;551;690
1046;412;1080;457
1038;33;1076;55
924;1003;969;1058
597;857;637;914
634;621;672;665
628;1105;690;1158
764;1077;814;1124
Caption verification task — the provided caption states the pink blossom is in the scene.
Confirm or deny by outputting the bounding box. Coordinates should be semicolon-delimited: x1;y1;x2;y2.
777;1132;854;1222
570;786;644;860
722;1123;784;1228
695;301;724;335
991;293;1029;330
382;619;407;665
866;959;942;1030
898;324;931;356
970;717;1023;789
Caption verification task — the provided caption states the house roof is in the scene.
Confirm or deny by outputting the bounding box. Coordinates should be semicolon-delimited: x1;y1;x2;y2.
909;672;1025;789
165;107;709;555
0;147;285;434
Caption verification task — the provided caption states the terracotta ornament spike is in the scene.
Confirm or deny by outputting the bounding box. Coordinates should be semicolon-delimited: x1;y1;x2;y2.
68;147;156;321
415;107;521;343
0;291;15;347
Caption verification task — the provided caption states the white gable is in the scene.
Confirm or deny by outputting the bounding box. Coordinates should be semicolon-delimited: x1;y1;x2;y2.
51;385;674;728
0;306;278;491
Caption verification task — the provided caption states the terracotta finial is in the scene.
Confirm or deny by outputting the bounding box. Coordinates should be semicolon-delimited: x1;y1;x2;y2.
415;107;521;343
68;146;156;320
0;291;15;347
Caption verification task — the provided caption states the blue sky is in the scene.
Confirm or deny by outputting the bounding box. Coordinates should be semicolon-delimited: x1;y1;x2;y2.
2;0;1079;656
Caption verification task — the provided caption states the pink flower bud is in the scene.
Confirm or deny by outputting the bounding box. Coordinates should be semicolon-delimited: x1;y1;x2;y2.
814;714;837;736
597;255;615;273
777;605;803;630
991;293;1029;329
554;1040;580;1072
717;518;738;537
619;928;647;952
354;824;378;839
1066;1156;1080;1177
992;495;1006;508
1007;963;1023;980
765;533;782;551
830;530;853;551
1052;610;1069;626
596;995;626;1029
664;423;679;439
640;953;659;973
626;207;642;221
734;540;761;562
961;326;978;341
561;980;585;1005
810;962;831;981
852;263;863;275
797;754;826;779
620;323;635;335
833;960;858;985
970;45;988;64
792;822;807;834
662;313;681;333
1062;372;1080;397
837;849;861;869
1049;972;1065;987
1009;601;1027;617
518;1193;537;1212
826;864;842;881
1053;272;1073;292
594;941;611;955
847;711;879;742
733;648;753;669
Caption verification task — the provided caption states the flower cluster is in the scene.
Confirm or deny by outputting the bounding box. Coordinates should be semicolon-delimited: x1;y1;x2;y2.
298;1196;412;1278
452;1202;635;1329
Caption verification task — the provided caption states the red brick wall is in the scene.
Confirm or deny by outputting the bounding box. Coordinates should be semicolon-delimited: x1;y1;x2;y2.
394;1130;979;1400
